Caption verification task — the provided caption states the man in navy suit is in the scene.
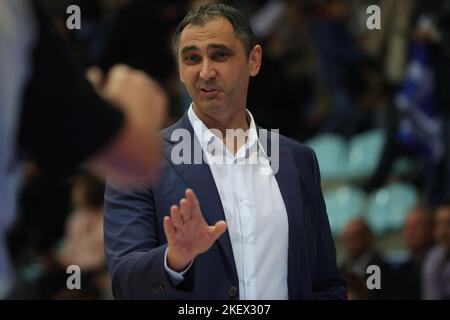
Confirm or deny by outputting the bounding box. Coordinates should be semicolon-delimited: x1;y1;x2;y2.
104;3;346;300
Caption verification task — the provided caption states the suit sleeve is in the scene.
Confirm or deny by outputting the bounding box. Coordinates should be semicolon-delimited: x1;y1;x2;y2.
309;148;348;299
104;182;194;299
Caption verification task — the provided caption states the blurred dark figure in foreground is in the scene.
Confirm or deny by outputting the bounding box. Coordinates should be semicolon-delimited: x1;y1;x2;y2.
0;0;166;297
340;218;392;299
422;203;450;299
391;206;434;299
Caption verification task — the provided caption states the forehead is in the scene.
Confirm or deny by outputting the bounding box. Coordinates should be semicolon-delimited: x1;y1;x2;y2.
179;17;241;50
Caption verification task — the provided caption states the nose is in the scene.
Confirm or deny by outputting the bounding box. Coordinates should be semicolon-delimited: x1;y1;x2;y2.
199;59;216;81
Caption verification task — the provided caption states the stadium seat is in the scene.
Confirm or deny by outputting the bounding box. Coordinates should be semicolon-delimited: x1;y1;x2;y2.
306;134;348;181
347;129;385;179
324;185;366;235
366;182;419;234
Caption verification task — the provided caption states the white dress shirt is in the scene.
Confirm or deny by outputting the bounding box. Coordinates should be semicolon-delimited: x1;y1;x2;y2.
165;104;289;300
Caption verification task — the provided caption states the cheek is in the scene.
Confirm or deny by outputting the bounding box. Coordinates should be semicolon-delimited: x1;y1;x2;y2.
222;67;247;91
180;68;196;86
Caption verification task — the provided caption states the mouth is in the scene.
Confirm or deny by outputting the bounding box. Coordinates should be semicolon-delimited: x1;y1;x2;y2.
199;88;220;99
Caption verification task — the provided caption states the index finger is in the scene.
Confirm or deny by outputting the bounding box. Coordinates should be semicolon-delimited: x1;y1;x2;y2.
185;189;201;217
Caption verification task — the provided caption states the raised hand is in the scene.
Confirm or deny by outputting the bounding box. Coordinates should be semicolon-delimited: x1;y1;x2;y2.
163;188;227;271
86;64;167;186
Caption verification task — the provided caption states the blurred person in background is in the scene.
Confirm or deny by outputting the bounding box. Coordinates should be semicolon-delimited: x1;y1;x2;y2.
0;0;166;297
350;0;414;86
339;268;369;300
340;218;392;299
364;0;450;207
415;0;450;208
54;173;110;299
242;0;319;141
422;203;450;299
57;174;106;283
307;0;368;138
6;164;72;286
9;172;110;299
391;206;434;299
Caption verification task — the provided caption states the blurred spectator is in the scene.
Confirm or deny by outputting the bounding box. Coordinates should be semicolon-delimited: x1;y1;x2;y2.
422;203;450;299
307;0;368;137
54;173;109;299
8;173;110;299
339;268;369;300
391;206;434;299
57;174;105;272
340;218;392;299
366;0;450;206
7;164;71;270
404;207;434;261
246;0;318;140
351;0;414;85
414;0;450;207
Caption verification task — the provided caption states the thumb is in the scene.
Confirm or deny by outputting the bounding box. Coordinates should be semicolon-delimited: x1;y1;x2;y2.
85;66;105;93
209;220;227;241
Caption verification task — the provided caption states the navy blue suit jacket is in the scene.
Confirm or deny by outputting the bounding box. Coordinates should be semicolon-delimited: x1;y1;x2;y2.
104;113;347;299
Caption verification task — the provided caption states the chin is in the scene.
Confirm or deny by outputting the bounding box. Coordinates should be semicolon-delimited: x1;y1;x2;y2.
198;100;228;114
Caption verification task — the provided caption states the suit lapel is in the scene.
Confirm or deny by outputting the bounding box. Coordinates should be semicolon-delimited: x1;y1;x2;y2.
264;132;305;299
162;115;238;280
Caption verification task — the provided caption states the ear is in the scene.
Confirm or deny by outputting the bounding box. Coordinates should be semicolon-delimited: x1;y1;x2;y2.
179;68;185;84
178;59;186;84
249;45;262;77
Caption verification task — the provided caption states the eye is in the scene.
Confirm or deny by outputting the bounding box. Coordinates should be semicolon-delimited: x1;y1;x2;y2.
211;51;230;61
183;55;201;65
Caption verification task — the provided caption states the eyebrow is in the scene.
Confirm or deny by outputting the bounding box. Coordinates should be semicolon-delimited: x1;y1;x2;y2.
180;43;233;55
180;45;198;55
207;43;233;53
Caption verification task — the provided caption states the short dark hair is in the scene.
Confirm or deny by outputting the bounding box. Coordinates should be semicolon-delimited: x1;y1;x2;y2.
173;3;256;57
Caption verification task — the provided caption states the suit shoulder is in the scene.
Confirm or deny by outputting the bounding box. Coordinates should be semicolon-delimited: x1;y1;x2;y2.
278;133;315;159
159;122;178;139
277;133;320;185
160;119;189;147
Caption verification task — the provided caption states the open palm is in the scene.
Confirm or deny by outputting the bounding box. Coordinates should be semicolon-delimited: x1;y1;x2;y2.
163;188;227;271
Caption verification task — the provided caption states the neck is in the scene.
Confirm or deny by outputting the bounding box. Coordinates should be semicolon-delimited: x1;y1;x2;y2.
193;104;249;133
192;104;250;155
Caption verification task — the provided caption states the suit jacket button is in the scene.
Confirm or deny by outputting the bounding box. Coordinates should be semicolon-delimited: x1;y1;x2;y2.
228;286;237;297
152;283;166;294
